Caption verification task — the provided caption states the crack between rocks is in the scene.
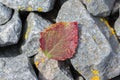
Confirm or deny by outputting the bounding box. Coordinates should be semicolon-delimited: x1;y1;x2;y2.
29;56;39;79
59;60;86;80
106;11;120;42
69;62;86;80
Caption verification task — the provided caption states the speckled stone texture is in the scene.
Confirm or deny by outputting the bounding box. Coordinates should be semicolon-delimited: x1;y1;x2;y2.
0;2;12;25
56;0;120;79
0;0;119;80
0;0;55;12
0;46;37;80
115;10;120;40
0;55;37;80
81;0;115;16
21;12;51;57
34;51;74;80
0;10;22;47
112;0;120;14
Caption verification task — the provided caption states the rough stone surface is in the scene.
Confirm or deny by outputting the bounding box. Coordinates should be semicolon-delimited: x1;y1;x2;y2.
0;2;12;25
115;10;120;39
56;0;120;79
0;0;55;12
0;0;119;80
78;77;84;80
0;47;37;80
112;0;120;14
21;12;51;57
0;10;22;47
34;51;74;80
93;17;120;55
81;0;115;16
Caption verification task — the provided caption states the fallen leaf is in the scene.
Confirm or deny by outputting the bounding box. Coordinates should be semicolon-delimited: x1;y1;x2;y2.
40;22;78;60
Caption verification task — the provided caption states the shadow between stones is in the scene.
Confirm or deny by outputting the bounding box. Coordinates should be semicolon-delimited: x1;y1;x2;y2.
58;60;86;80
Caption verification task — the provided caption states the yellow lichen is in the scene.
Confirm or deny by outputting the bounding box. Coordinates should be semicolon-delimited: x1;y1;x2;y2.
93;36;96;41
100;18;115;35
91;69;99;75
35;61;39;68
18;6;21;10
41;58;45;63
91;76;100;80
100;18;104;22
37;7;43;12
34;58;45;68
27;6;32;11
18;6;24;10
91;69;100;80
24;27;31;40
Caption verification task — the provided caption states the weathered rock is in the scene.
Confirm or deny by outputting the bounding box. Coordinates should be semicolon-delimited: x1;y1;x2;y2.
78;77;84;80
34;51;74;80
94;20;120;79
0;0;55;12
0;10;22;47
0;48;37;80
56;0;120;79
112;0;120;14
92;17;120;55
0;45;37;80
21;12;51;57
0;3;12;25
81;0;115;16
115;10;120;39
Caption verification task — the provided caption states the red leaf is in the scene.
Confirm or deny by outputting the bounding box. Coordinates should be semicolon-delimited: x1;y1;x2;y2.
40;22;78;60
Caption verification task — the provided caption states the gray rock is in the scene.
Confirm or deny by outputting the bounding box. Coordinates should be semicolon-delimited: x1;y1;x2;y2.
112;0;120;14
0;0;55;12
0;3;12;25
0;45;37;80
95;20;120;79
34;51;74;80
21;12;51;57
56;0;120;79
0;10;22;47
78;77;84;80
93;17;120;55
100;53;120;79
81;0;115;16
115;10;120;39
0;50;37;80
